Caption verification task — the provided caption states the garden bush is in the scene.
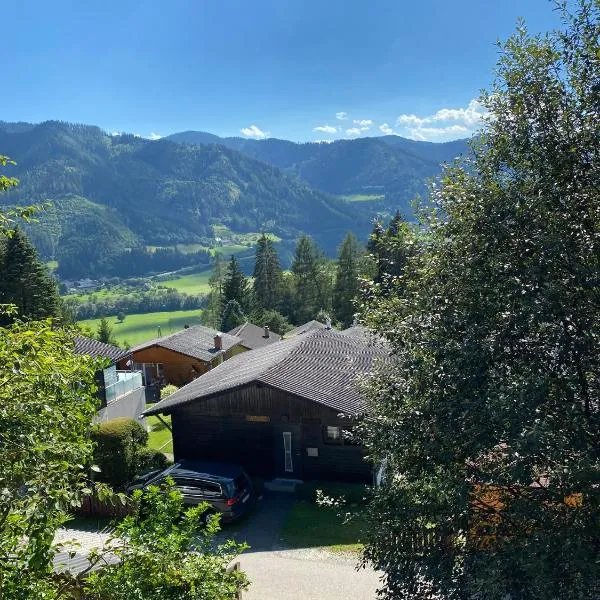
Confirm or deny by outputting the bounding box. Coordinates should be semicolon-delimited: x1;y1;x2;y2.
91;417;149;489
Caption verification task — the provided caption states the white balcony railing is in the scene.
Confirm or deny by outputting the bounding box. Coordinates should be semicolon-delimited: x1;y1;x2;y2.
105;370;143;404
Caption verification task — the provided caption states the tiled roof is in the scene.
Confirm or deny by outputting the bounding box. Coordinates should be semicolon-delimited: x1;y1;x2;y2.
144;328;390;417
74;336;128;363
227;322;282;349
283;320;327;338
130;325;241;363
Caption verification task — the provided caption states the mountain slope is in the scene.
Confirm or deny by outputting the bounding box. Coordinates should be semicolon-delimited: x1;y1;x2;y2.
166;131;471;209
0;121;373;276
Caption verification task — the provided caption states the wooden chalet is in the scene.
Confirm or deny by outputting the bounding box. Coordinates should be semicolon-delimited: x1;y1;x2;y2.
143;329;389;483
121;325;244;387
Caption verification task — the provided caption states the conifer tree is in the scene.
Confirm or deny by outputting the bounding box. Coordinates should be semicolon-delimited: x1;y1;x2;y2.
96;317;117;346
0;228;61;324
223;255;249;311
204;252;225;328
333;232;362;328
221;299;246;332
252;234;282;311
291;235;330;323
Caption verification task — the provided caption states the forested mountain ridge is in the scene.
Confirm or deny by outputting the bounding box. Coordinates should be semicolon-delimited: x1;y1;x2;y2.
166;130;471;206
0;120;373;277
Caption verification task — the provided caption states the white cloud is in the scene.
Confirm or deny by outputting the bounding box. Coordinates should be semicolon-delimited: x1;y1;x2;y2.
147;132;162;140
313;139;335;144
379;123;395;135
407;124;469;141
396;114;425;127
353;119;373;127
240;124;270;139
394;99;486;141
336;112;348;121
313;124;337;134
345;127;363;137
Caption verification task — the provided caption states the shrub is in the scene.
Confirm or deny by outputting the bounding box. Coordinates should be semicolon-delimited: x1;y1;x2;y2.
91;417;149;489
160;384;178;400
136;446;170;475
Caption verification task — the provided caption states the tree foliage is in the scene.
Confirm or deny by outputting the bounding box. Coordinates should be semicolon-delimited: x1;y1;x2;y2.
359;3;600;599
84;481;248;600
222;255;249;312
0;317;99;599
0;228;61;325
332;232;363;328
252;234;283;311
221;299;246;332
97;316;117;346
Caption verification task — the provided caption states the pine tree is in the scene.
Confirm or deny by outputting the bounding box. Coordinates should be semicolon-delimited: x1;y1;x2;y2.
204;252;225;328
333;232;362;328
252;234;282;311
0;228;61;324
96;317;117;346
291;235;330;324
221;299;246;332
223;255;249;311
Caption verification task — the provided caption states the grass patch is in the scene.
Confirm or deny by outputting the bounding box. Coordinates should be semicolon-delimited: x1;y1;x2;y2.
146;406;173;454
157;269;212;295
340;193;385;202
280;500;364;553
78;309;204;346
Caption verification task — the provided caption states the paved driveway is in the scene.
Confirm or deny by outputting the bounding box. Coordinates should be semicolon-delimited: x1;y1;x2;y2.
219;491;382;600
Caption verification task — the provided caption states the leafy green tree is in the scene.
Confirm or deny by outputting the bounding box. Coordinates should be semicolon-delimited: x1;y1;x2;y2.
223;255;249;311
221;299;246;332
252;234;283;311
97;316;117;346
0;316;99;598
332;232;362;327
116;311;126;323
0;228;61;325
359;4;600;599
84;481;248;600
291;235;331;323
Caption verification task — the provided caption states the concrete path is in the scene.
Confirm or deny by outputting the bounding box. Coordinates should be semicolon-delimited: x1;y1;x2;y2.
239;549;382;600
219;491;382;599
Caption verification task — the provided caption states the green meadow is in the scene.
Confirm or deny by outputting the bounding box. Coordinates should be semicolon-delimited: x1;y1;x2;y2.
78;309;204;347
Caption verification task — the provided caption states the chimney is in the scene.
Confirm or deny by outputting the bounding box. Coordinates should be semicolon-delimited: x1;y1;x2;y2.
214;333;223;351
326;319;332;330
264;325;270;338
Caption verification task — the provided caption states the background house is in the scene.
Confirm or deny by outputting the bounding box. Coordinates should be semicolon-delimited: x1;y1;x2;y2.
121;325;244;387
144;329;389;483
227;322;282;350
74;336;146;424
283;320;327;338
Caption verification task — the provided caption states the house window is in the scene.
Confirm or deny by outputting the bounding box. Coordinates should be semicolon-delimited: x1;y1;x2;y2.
324;426;342;444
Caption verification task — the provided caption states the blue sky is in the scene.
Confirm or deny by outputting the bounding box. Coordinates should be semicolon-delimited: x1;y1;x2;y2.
2;1;563;143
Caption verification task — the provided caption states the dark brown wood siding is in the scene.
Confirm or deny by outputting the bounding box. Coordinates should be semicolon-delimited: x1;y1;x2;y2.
170;383;372;483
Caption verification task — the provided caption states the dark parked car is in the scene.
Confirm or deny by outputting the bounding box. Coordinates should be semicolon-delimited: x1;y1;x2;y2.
128;460;255;522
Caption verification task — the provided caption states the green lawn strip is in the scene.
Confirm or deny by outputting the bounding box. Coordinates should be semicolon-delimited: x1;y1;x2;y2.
146;407;173;454
157;269;212;294
78;309;204;346
280;500;364;553
339;193;385;202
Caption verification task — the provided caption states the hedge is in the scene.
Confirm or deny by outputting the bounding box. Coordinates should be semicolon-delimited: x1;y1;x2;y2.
91;417;149;490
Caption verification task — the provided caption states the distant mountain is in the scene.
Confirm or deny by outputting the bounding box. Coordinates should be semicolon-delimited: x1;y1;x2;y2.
166;131;471;208
0;121;371;277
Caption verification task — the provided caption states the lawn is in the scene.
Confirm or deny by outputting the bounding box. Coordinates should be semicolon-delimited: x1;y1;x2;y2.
280;482;369;553
157;269;212;295
146;407;173;454
78;309;204;346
